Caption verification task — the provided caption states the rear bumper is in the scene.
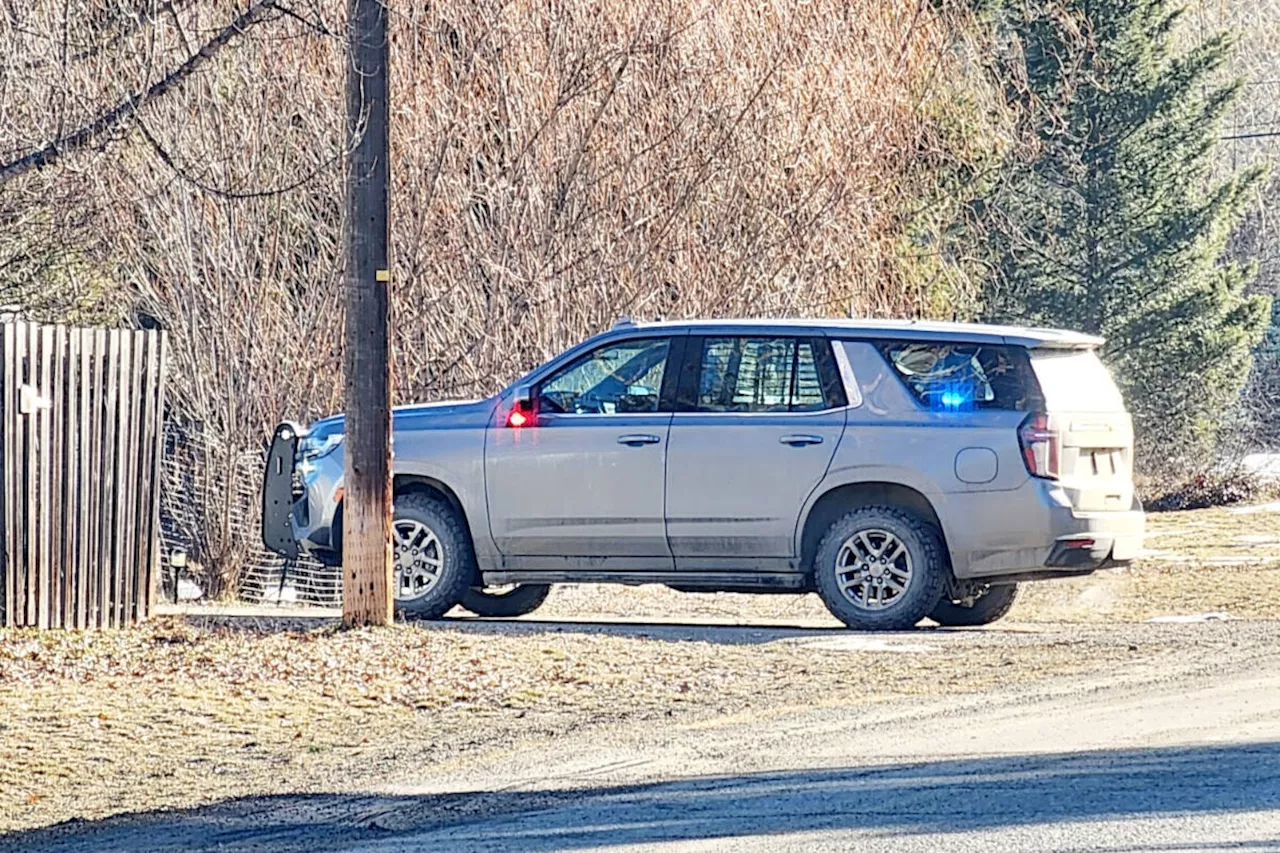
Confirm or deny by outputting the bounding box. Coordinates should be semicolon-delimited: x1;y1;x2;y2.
944;479;1144;580
1044;505;1144;569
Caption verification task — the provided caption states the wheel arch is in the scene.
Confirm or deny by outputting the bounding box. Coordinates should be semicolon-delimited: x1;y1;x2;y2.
393;474;481;584
395;473;479;543
797;481;949;579
395;471;475;528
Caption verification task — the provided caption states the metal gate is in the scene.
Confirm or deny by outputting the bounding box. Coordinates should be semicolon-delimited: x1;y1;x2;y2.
1;322;168;628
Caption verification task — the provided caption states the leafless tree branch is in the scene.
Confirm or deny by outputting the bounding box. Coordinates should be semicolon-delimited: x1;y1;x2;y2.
0;0;280;184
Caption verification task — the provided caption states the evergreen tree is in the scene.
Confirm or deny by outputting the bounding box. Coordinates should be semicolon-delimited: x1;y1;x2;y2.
973;0;1271;475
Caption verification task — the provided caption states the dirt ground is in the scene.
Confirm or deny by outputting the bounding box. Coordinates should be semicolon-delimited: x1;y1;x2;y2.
1;503;1278;835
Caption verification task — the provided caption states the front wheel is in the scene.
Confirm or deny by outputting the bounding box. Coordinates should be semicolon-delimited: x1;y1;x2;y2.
391;493;475;620
460;584;551;618
812;506;947;631
930;584;1018;627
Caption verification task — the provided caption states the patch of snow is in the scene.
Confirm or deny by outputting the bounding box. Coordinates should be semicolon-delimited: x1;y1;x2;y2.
1236;534;1278;544
1242;453;1280;480
1229;501;1280;515
262;584;299;604
1141;529;1187;540
1148;612;1235;623
176;578;203;601
798;636;937;653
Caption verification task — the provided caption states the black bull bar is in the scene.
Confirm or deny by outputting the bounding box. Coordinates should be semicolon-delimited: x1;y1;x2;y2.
261;421;306;559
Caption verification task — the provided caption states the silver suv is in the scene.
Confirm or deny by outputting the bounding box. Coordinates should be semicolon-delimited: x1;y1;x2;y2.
262;319;1144;630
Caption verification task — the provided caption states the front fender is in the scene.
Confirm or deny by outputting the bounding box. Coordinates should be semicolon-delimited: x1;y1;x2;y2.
390;424;493;558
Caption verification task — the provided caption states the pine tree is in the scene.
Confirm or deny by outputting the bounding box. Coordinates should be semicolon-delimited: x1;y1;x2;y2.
973;0;1271;476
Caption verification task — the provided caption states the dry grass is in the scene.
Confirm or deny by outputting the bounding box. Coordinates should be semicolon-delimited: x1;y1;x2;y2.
1;616;1157;833
4;503;1280;833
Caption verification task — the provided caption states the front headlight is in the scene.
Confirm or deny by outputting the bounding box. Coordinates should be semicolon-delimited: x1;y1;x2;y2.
298;432;344;461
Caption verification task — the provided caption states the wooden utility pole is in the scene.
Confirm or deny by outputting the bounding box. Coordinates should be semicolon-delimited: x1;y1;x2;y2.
342;0;393;627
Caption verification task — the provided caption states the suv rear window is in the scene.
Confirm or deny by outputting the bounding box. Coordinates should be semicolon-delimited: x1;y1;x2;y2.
1030;349;1125;412
877;341;1041;412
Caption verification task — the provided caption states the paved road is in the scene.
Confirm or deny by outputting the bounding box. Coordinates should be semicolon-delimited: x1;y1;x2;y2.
9;641;1280;853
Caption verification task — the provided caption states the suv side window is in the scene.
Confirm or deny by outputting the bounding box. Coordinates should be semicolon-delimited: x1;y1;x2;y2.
539;338;671;415
688;337;845;413
876;340;1042;412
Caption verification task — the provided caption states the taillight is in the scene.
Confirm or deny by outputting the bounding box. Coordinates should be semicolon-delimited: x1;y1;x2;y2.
1019;412;1060;479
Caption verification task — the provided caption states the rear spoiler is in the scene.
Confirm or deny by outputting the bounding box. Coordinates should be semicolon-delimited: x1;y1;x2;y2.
1014;331;1105;351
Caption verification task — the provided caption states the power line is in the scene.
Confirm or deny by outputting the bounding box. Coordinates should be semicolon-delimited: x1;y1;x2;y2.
1222;131;1280;141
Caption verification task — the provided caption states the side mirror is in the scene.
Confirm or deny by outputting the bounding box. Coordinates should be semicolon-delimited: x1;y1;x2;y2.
508;385;536;428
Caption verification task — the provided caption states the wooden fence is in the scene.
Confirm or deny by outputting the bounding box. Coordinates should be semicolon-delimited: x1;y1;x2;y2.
1;323;168;628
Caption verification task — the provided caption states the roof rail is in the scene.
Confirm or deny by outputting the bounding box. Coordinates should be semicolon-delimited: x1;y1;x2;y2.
612;315;635;329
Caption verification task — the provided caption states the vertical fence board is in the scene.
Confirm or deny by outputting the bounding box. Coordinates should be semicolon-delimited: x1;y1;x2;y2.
35;325;52;629
11;324;28;627
50;326;66;626
132;333;155;624
88;330;105;628
100;333;119;628
119;333;139;625
23;323;37;627
1;324;14;626
144;333;167;619
1;324;166;629
75;331;91;629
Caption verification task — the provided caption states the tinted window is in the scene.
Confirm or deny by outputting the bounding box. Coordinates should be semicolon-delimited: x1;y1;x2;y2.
694;337;836;413
539;338;670;415
878;341;1041;412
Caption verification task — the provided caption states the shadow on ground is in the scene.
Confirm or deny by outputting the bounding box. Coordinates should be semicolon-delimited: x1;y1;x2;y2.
7;742;1280;852
442;616;857;645
174;609;861;645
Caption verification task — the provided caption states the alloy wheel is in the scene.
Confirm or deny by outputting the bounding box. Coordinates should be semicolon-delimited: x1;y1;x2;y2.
393;519;444;601
835;528;914;611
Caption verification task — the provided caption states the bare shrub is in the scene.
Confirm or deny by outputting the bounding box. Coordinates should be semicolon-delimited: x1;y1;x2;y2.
1;0;1002;591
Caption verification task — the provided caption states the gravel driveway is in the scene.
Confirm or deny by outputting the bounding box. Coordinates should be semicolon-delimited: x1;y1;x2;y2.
3;503;1279;849
7;620;1280;852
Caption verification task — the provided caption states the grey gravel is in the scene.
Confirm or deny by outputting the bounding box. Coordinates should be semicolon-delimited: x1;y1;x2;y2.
8;620;1280;853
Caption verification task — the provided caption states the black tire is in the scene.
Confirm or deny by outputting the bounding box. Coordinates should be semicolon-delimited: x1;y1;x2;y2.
812;505;947;631
391;492;475;620
929;584;1018;627
460;584;551;618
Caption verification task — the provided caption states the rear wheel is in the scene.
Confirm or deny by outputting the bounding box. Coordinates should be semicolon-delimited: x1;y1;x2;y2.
929;584;1018;627
391;493;474;620
813;506;947;631
460;584;551;618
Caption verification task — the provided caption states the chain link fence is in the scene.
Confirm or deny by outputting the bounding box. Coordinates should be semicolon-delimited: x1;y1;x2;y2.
158;423;340;607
